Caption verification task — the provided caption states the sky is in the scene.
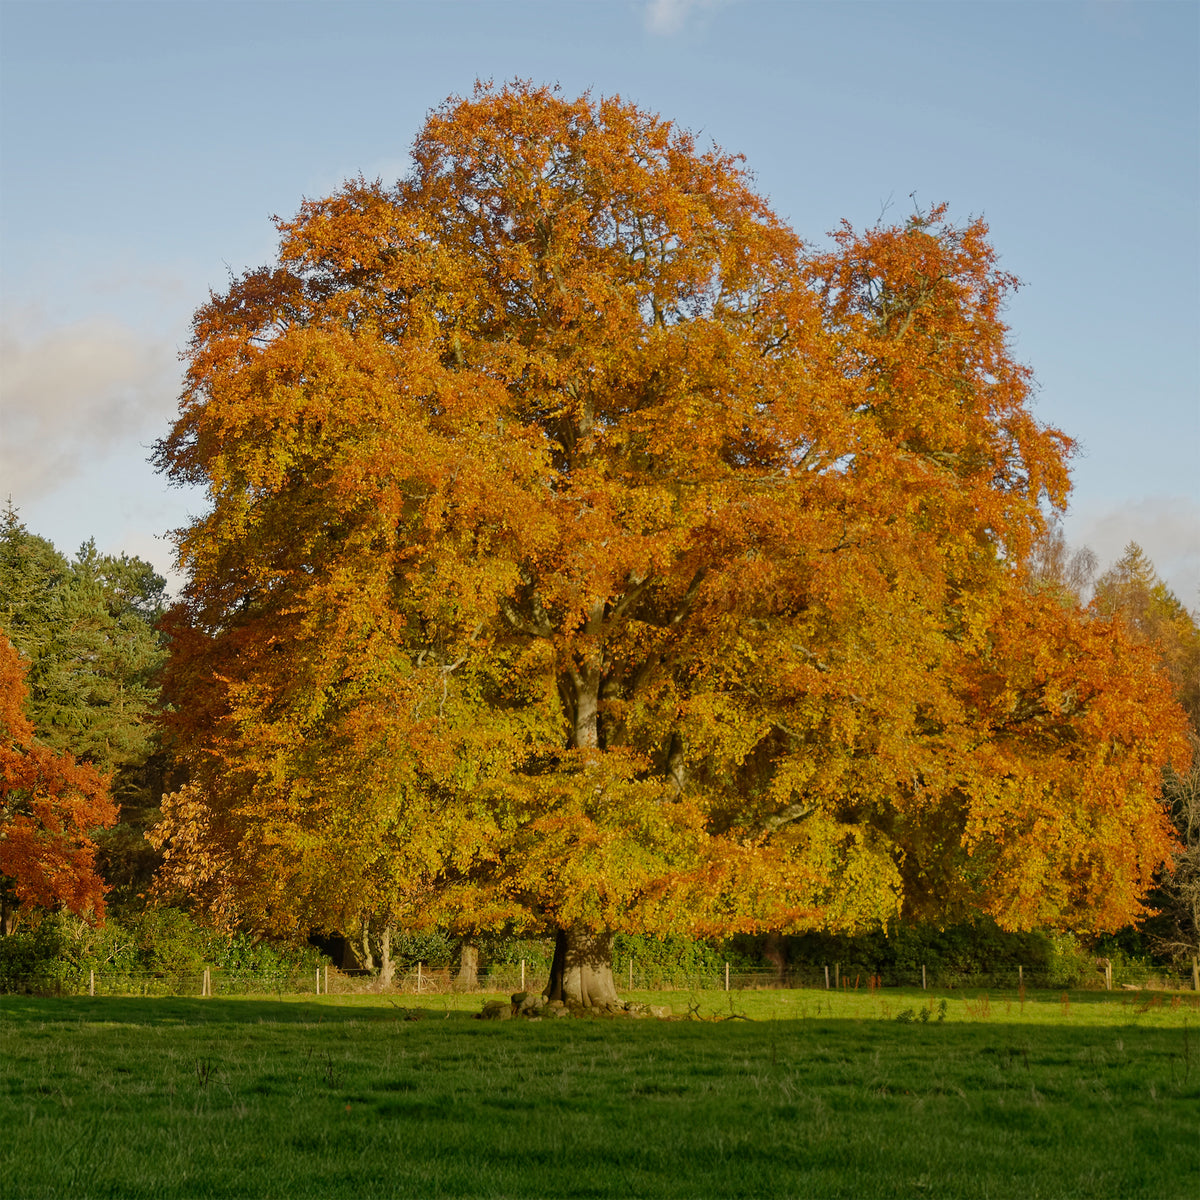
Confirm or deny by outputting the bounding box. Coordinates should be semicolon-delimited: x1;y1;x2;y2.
1;0;1197;603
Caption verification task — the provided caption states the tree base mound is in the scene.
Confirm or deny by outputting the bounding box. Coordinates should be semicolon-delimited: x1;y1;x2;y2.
479;993;673;1020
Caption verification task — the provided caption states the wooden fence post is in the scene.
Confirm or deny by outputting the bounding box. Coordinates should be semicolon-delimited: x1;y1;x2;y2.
922;964;927;990
824;965;830;990
1018;964;1023;987
1193;956;1199;992
835;963;840;990
324;964;329;995
417;961;423;993
725;962;730;992
89;969;95;997
520;959;525;990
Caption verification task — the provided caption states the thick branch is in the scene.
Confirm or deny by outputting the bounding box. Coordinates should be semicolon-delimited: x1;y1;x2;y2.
761;802;819;833
499;595;555;638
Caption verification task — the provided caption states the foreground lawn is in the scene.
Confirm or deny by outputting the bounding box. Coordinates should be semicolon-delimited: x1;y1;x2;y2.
2;989;1197;1198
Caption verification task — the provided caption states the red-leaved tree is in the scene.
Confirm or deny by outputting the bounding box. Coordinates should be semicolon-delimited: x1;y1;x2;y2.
0;638;118;933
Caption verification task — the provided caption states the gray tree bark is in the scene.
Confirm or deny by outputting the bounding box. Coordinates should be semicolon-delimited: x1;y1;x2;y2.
543;925;621;1008
359;917;376;971
457;940;479;990
379;921;395;989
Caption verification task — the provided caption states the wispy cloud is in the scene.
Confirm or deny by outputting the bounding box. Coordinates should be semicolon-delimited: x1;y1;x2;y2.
643;0;727;36
1067;496;1200;610
0;317;177;503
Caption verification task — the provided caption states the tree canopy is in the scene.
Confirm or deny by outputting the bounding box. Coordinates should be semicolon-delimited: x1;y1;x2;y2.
150;83;1188;1002
0;504;167;777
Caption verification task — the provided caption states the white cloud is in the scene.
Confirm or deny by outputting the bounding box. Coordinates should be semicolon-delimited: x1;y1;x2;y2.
0;317;178;502
1065;495;1200;611
109;522;190;597
643;0;727;35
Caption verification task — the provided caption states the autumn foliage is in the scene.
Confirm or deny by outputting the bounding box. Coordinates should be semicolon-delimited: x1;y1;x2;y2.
151;83;1187;989
1;638;117;930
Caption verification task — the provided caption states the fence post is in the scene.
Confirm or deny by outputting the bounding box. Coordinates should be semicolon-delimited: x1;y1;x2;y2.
630;959;634;992
316;968;321;995
324;964;329;995
725;962;730;992
417;961;423;993
835;963;840;990
1193;956;1199;992
89;969;95;997
520;959;525;990
922;964;927;991
1018;965;1023;987
824;964;830;990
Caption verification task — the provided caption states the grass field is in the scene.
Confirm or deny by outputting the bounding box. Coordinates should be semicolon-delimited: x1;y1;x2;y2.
2;987;1197;1199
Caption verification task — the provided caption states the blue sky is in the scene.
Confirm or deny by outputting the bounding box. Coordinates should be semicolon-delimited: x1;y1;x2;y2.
2;0;1197;601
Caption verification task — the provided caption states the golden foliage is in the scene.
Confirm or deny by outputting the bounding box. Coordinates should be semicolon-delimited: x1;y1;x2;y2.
150;83;1185;941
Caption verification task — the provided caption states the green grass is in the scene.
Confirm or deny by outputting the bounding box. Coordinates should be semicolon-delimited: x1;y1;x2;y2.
2;988;1197;1198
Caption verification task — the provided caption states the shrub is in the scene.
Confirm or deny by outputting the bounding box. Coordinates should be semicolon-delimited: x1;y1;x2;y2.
0;908;329;994
0;913;141;993
612;934;758;986
1044;932;1095;989
130;907;208;975
0;922;67;993
208;931;324;987
475;933;555;975
389;929;457;969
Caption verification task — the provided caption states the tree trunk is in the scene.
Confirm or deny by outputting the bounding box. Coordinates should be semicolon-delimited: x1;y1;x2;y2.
542;620;622;1010
457;940;479;990
543;925;621;1008
359;917;376;972
561;660;603;751
763;931;787;987
379;921;394;989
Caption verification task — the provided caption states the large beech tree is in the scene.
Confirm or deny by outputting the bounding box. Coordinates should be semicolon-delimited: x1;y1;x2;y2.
152;83;1186;1005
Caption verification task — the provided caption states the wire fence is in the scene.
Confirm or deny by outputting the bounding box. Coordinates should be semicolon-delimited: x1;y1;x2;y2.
3;959;1193;998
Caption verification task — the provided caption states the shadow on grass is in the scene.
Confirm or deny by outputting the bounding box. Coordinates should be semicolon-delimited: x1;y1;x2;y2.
0;994;466;1026
1;986;1195;1030
949;987;1193;1007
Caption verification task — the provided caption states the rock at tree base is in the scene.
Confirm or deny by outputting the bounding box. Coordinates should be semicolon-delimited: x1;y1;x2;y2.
478;996;674;1020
